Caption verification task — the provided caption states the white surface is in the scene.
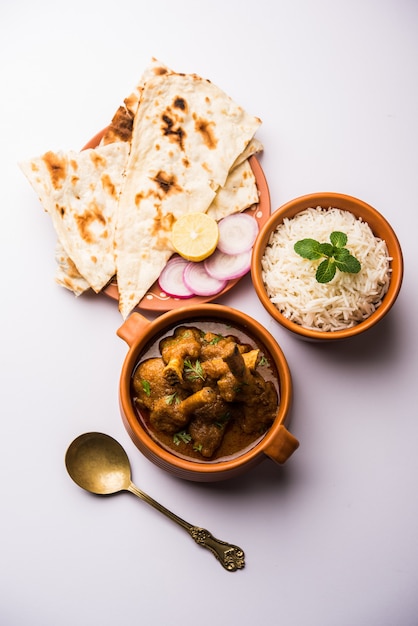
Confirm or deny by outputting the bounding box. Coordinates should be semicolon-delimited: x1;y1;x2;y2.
1;1;417;625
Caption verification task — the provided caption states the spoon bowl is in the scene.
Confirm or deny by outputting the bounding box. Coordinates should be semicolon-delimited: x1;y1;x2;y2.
65;432;245;571
65;432;131;494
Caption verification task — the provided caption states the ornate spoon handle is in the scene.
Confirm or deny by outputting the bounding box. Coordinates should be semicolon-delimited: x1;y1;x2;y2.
128;483;245;571
188;526;245;571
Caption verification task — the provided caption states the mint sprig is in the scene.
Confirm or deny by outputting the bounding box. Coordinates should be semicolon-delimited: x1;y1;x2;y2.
294;231;361;283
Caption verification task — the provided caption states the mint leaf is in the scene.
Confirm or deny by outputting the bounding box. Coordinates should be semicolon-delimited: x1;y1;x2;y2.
316;259;336;283
338;254;361;274
330;231;347;248
333;247;350;262
318;242;334;257
294;238;323;260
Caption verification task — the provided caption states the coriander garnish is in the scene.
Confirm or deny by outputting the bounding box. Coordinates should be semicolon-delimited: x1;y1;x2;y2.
215;412;231;429
207;334;223;345
173;431;192;446
141;380;151;396
294;231;361;283
184;358;205;381
165;392;179;405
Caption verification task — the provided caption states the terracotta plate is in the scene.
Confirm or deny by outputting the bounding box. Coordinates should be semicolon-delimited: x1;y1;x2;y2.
83;130;271;312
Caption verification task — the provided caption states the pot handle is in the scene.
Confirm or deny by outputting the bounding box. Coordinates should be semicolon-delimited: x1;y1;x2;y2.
263;425;299;464
116;312;151;348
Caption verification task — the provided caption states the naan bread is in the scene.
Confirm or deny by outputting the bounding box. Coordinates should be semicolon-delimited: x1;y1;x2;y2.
20;59;263;314
206;160;259;221
100;58;166;146
101;60;263;223
115;69;261;318
54;241;90;295
20;142;129;292
231;136;264;168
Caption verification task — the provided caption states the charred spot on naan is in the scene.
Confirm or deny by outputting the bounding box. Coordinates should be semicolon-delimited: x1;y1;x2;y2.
133;175;183;211
75;204;108;245
151;210;176;249
43;151;67;190
134;191;145;208
101;173;118;198
89;151;107;168
173;97;187;112
153;64;170;77
102;105;134;145
194;116;218;149
153;171;183;195
161;112;186;150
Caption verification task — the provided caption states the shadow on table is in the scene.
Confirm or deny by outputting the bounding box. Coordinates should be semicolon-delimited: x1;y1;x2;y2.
299;305;405;367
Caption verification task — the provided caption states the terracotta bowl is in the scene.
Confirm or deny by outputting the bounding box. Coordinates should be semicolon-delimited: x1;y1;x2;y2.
251;192;403;341
117;304;299;482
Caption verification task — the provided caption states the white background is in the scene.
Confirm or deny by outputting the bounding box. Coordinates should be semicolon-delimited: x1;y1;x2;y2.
1;1;417;625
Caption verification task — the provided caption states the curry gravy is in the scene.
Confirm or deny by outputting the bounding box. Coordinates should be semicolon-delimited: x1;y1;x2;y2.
130;319;280;463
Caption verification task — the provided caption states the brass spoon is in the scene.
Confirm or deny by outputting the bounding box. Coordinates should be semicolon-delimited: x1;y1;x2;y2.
65;432;245;572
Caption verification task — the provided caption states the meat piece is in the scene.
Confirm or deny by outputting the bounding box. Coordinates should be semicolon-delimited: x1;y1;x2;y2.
188;391;232;458
214;342;252;402
192;392;231;423
218;344;279;432
159;326;202;384
189;418;226;458
132;358;177;410
149;386;217;433
201;349;259;381
200;333;244;360
240;374;278;434
223;342;248;379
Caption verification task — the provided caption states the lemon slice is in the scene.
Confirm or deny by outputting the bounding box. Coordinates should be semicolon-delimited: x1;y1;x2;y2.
171;213;219;262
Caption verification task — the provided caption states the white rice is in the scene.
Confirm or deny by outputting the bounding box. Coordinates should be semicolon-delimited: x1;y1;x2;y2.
261;206;391;331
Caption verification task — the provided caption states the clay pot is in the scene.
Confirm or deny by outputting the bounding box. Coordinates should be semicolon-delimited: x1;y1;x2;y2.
117;304;298;482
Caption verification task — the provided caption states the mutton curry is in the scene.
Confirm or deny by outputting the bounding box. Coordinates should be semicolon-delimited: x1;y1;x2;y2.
131;321;279;462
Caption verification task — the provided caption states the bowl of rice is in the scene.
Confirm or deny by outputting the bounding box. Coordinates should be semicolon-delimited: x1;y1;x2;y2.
251;192;403;341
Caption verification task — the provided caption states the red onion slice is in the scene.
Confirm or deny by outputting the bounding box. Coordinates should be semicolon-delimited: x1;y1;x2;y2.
183;262;227;296
217;213;259;255
204;249;252;281
158;256;194;298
